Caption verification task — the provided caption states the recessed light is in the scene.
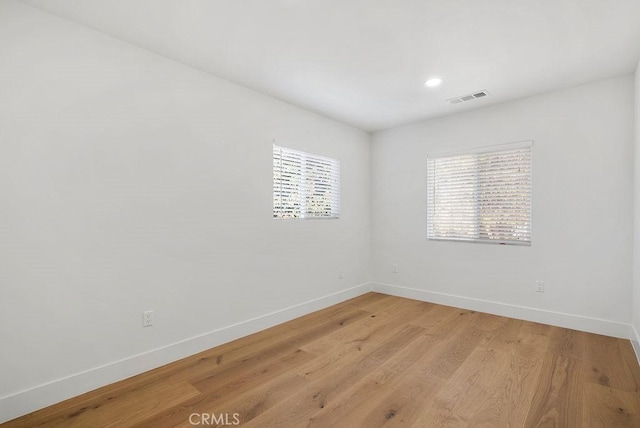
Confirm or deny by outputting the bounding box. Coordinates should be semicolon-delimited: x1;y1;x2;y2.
425;77;443;87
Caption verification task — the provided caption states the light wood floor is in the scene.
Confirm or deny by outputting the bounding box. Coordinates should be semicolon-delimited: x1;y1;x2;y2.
4;293;640;427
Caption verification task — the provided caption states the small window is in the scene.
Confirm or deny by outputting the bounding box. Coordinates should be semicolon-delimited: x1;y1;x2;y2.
427;141;532;245
273;145;340;219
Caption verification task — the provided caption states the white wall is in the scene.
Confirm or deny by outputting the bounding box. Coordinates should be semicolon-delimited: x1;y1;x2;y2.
0;1;370;420
633;62;640;344
371;76;634;336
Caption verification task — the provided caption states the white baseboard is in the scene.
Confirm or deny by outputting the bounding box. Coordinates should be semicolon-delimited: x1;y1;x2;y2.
632;325;640;367
371;282;635;340
0;283;372;424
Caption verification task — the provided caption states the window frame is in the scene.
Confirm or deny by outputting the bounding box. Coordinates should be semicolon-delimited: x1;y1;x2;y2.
426;141;532;246
273;144;341;220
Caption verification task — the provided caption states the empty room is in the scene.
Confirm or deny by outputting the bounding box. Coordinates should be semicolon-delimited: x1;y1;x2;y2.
2;0;640;427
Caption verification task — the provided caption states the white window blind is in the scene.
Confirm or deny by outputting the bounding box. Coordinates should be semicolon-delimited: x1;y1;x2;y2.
427;142;532;245
273;145;340;219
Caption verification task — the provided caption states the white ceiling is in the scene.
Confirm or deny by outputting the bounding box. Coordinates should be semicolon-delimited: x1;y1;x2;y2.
21;0;640;132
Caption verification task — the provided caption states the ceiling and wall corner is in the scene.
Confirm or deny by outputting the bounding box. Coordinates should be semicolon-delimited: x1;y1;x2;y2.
18;0;640;132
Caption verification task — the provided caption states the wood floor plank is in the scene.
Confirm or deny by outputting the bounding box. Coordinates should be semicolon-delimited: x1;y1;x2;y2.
523;353;584;427
548;326;589;360
300;332;449;427
298;299;433;381
620;340;640;393
358;372;444;427
411;305;475;337
424;323;485;380
465;329;548;427
411;344;512;427
191;348;316;397
580;332;640;393
4;293;640;428
582;383;640;427
241;324;426;427
301;298;431;356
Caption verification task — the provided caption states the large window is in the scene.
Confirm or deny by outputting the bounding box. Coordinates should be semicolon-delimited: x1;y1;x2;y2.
427;141;532;245
273;145;340;219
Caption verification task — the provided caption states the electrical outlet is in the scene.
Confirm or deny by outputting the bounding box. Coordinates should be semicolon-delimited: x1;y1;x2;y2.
143;311;153;327
536;281;544;293
393;264;398;273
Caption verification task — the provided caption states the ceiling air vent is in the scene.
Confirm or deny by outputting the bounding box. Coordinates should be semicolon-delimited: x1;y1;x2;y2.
448;90;489;105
